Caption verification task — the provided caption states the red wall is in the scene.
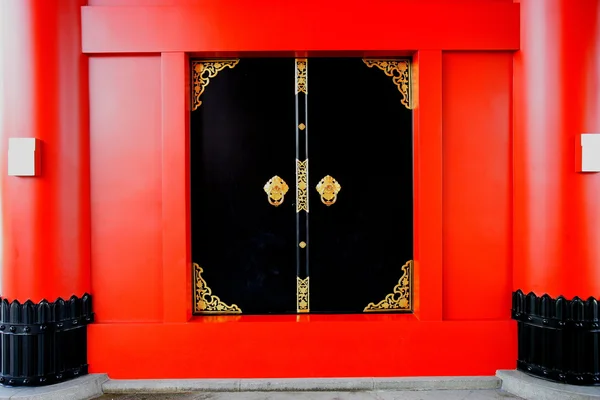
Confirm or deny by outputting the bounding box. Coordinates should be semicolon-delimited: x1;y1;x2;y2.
442;52;513;320
89;56;164;323
82;0;518;378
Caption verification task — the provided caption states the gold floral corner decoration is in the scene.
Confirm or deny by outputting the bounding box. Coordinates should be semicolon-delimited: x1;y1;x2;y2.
194;263;241;314
363;59;412;110
296;159;308;212
295;59;307;95
364;260;412;312
192;59;240;111
297;276;309;312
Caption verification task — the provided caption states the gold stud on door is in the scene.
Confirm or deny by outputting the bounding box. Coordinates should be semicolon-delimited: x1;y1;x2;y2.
264;176;289;207
316;175;341;206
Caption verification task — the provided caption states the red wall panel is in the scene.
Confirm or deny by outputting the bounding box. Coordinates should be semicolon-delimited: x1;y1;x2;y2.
89;56;164;323
441;52;512;320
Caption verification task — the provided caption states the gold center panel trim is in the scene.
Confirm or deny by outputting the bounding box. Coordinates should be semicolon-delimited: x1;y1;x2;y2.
295;59;307;95
296;159;308;212
297;277;310;313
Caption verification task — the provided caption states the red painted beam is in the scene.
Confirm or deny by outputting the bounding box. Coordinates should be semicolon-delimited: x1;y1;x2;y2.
81;1;520;53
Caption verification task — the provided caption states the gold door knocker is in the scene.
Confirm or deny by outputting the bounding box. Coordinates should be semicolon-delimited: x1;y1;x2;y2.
263;175;289;207
316;175;341;206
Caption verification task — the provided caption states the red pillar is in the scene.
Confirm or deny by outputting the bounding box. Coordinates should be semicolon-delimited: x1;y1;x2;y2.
513;0;600;384
0;0;90;302
514;0;600;299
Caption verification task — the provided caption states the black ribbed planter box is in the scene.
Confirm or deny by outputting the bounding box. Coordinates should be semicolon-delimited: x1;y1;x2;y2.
0;294;93;387
512;290;600;385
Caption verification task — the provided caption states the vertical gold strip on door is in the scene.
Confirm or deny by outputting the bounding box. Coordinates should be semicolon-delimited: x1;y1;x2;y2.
295;58;310;313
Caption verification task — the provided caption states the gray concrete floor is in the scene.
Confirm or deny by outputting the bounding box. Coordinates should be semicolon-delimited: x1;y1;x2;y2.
97;390;522;399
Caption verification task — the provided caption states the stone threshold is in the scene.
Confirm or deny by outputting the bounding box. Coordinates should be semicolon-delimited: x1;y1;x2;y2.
2;371;599;400
103;376;501;393
0;375;499;399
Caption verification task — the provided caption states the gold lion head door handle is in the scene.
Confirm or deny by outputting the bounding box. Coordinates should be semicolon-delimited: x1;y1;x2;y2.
316;175;341;206
263;175;289;207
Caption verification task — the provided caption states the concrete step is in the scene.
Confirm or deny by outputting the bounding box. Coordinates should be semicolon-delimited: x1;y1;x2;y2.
6;371;599;400
103;376;501;393
498;370;600;400
0;375;502;399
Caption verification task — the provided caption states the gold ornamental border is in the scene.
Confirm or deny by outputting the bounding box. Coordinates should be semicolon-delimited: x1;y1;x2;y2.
194;263;241;314
363;59;413;110
364;260;413;312
191;59;239;111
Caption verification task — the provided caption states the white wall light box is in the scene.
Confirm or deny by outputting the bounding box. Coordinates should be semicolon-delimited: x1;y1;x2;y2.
8;138;41;177
577;133;600;173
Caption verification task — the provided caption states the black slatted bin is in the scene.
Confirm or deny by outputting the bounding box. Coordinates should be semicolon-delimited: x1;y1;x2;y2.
0;294;93;386
512;290;600;385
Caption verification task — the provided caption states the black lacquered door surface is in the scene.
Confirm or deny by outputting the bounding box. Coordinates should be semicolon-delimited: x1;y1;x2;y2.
191;58;297;314
191;57;413;315
307;58;413;313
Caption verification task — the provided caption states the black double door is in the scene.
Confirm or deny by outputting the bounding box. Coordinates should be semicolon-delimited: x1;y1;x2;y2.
191;58;413;315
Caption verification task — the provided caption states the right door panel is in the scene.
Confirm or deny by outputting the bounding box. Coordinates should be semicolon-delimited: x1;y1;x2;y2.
308;58;413;313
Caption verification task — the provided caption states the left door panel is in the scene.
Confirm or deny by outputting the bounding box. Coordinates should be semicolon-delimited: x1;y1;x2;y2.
191;58;297;314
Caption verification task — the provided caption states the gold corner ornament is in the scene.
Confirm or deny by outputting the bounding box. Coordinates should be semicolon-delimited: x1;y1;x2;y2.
296;160;308;212
316;175;341;206
194;263;242;314
192;59;239;111
295;59;307;95
297;276;310;313
264;175;289;207
364;260;412;312
363;59;413;110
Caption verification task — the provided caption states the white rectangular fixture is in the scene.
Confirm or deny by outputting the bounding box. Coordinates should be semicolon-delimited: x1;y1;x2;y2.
577;133;600;172
8;138;40;176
